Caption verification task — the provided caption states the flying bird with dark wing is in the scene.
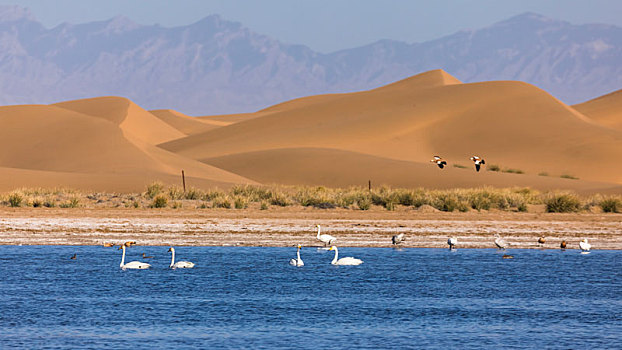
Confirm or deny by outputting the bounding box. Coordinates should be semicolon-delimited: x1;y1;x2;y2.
470;156;485;172
430;156;447;169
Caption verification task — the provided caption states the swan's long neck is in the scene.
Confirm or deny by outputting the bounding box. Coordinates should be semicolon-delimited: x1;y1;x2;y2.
170;249;175;267
332;247;338;264
120;247;126;267
316;226;321;239
297;247;301;262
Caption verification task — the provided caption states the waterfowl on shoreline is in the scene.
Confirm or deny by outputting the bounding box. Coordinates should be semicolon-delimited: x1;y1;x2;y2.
430;156;447;169
560;240;567;250
538;236;546;247
579;239;591;254
392;233;405;245
329;246;363;266
448;237;458;250
118;245;150;270
123;241;136;247
289;244;304;267
470;156;485;172
494;234;509;250
316;225;336;247
168;247;195;269
102;242;115;247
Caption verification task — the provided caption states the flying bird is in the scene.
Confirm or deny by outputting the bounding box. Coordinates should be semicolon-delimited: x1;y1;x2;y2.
392;233;405;245
470;156;486;172
430;156;447;169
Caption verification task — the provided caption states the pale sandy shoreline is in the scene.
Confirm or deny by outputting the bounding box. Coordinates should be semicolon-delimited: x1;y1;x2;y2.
1;208;620;250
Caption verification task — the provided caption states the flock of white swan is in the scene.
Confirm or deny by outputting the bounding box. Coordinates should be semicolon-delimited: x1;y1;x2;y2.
94;223;593;270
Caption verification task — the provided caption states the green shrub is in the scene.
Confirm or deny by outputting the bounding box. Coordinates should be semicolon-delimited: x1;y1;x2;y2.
538;172;549;177
184;187;203;200
8;192;22;207
600;198;621;213
60;197;80;208
151;195;168;208
234;196;248;209
270;191;290;207
168;186;184;200
31;197;43;208
560;174;579;180
503;168;524;174
212;196;231;209
356;197;371;210
260;201;269;210
171;201;182;209
487;164;501;172
453;164;468;169
545;193;581;213
146;182;164;199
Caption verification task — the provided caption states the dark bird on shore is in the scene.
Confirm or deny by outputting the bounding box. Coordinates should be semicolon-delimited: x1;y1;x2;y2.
430;156;447;169
538;236;546;247
103;242;115;247
470;156;486;172
142;253;154;259
392;233;405;245
70;254;77;260
124;241;137;247
560;240;567;249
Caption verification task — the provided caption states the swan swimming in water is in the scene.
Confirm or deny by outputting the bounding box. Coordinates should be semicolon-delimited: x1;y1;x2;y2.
329;246;363;266
289;244;304;267
316;224;336;247
118;245;151;270
168;247;195;269
579;239;591;254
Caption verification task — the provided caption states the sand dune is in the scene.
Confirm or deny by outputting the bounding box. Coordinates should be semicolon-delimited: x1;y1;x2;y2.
0;103;254;192
573;89;622;131
203;148;622;194
161;70;622;185
1;69;621;193
150;109;222;135
54;96;185;145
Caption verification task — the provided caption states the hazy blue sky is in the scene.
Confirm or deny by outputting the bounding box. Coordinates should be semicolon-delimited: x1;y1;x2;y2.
1;0;621;52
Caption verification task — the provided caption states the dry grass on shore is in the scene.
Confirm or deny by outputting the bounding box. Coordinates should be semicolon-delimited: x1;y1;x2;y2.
0;183;621;214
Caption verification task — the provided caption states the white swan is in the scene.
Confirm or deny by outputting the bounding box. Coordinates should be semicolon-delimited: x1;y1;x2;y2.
168;247;195;269
289;244;304;267
448;237;458;250
494;234;509;250
118;245;151;270
316;224;336;246
392;233;405;245
329;246;363;266
579;239;591;254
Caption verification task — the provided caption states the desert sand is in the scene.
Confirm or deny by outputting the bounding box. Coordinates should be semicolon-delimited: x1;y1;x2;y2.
0;208;620;249
0;70;620;194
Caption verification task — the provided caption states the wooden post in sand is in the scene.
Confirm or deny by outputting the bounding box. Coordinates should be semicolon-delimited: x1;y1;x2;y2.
182;170;186;192
368;180;371;192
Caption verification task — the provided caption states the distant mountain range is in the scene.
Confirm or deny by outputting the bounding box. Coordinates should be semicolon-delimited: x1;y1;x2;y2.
0;6;620;114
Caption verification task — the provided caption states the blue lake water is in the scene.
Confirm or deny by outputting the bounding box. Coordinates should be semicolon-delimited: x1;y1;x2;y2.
1;246;621;349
